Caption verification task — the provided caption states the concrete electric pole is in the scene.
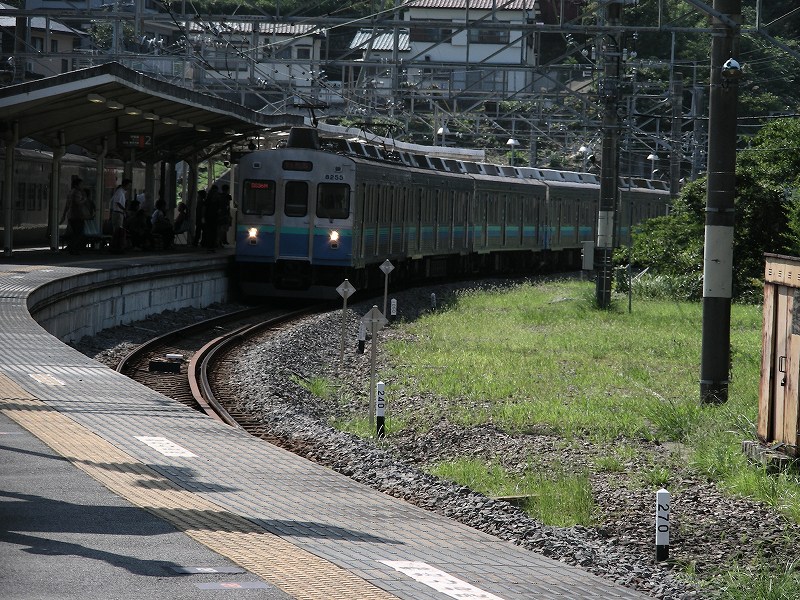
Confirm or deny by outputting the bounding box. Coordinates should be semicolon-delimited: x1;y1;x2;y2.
700;0;742;404
595;1;623;308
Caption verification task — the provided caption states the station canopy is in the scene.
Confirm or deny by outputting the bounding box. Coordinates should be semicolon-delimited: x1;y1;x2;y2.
0;62;303;163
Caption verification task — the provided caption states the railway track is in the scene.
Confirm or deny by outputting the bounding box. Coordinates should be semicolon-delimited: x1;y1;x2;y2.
117;304;322;429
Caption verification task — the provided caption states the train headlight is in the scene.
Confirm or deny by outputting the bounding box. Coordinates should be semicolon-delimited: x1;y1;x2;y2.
329;230;340;249
247;227;258;245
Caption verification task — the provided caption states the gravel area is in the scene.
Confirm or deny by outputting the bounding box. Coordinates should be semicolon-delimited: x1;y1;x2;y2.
73;282;800;600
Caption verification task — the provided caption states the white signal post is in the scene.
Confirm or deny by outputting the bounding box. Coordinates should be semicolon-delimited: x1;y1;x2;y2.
336;279;356;368
361;305;387;428
655;488;670;561
357;321;366;354
380;259;394;317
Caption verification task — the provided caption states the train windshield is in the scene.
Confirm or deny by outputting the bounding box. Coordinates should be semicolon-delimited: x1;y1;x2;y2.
317;183;350;220
242;179;275;215
284;181;308;217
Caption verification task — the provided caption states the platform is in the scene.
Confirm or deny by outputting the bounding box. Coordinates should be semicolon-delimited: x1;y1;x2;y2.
0;250;650;599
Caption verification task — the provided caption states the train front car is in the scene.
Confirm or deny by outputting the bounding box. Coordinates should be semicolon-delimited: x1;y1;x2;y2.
234;130;357;298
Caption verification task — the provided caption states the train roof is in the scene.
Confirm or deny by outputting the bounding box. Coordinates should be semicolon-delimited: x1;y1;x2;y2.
281;127;667;192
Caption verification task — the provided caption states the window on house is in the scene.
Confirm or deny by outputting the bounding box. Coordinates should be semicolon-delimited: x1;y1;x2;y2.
468;27;510;45
296;47;311;60
409;20;452;43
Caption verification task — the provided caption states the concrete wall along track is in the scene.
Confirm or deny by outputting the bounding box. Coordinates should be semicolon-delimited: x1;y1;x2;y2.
18;254;232;342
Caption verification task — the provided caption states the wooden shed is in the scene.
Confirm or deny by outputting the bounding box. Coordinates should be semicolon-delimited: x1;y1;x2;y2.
758;254;800;456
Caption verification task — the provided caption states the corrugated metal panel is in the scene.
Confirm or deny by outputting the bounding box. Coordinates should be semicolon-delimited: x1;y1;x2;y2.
187;21;319;36
350;29;411;52
404;0;538;11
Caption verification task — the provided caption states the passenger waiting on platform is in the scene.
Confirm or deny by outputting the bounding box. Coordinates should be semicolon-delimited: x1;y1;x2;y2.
151;199;174;249
60;175;90;255
173;202;189;243
109;178;131;253
192;190;206;247
202;185;220;251
218;184;233;246
125;199;152;250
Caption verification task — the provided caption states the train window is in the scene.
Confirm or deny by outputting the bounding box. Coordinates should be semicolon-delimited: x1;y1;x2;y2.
317;183;350;219
285;181;308;217
242;179;276;215
16;182;25;210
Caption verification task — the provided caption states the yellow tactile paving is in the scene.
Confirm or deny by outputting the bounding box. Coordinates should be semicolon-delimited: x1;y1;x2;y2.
0;373;397;600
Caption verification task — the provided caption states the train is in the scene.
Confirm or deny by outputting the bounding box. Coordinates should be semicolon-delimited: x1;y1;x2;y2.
233;127;671;299
0;147;146;248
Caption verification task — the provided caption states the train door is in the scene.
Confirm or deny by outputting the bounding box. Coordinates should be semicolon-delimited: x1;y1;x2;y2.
768;287;796;443
277;179;311;260
552;194;562;248
412;186;422;254
397;187;407;255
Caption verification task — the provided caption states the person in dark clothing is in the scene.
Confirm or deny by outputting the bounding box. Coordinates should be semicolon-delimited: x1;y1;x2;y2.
151;198;174;249
125;199;152;250
202;185;220;251
174;202;190;240
218;184;233;246
192;189;206;247
60;175;89;254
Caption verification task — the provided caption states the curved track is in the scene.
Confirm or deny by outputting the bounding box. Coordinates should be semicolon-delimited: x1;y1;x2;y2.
117;305;321;427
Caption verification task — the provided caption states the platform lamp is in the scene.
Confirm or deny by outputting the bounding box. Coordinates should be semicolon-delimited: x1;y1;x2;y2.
647;153;660;179
437;125;449;146
579;145;592;172
506;138;520;165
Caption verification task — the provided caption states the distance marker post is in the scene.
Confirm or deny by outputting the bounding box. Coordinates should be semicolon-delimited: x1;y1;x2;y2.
361;306;387;428
655;488;670;561
376;381;385;439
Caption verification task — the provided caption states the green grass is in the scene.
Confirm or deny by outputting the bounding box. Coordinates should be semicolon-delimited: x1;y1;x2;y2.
715;560;800;600
428;458;594;527
386;280;762;443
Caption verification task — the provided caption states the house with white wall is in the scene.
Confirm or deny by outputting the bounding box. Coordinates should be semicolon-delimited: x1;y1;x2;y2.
1;2;85;80
401;0;540;98
185;21;323;95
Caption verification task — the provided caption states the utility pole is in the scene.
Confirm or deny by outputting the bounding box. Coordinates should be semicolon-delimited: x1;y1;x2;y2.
595;1;623;308
670;74;683;200
700;0;741;404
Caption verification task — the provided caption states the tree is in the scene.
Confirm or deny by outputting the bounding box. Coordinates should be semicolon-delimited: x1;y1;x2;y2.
624;117;800;302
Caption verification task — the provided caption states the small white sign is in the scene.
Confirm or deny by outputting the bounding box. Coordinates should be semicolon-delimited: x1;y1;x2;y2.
376;382;385;417
655;488;670;546
336;279;356;299
361;306;387;330
380;560;505;600
135;436;197;457
380;259;395;275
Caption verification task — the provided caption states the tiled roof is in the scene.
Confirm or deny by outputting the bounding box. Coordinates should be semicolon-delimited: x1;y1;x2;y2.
350;29;411;52
403;0;538;11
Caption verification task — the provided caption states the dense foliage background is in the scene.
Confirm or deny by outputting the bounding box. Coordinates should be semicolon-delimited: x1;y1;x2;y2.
622;117;800;303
